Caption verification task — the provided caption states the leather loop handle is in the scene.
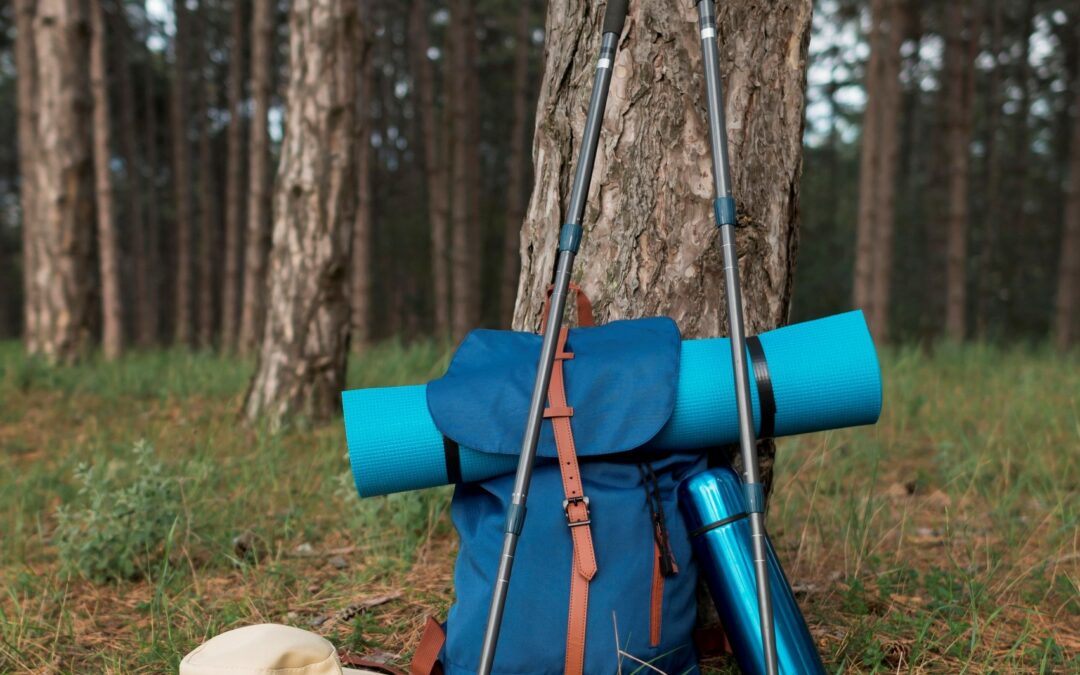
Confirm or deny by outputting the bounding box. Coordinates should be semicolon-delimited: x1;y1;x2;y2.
539;283;595;334
409;618;445;675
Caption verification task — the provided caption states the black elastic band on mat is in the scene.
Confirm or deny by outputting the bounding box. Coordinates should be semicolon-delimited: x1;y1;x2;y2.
690;511;750;538
443;437;463;484
746;335;776;439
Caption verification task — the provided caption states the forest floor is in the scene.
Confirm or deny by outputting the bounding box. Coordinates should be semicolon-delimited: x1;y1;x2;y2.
0;340;1077;674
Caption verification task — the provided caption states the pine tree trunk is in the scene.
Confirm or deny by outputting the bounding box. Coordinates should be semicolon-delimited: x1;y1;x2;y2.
116;5;154;347
196;4;218;350
515;0;810;336
465;0;483;324
30;0;96;364
221;0;247;351
90;0;124;359
1055;45;1080;351
853;0;884;336
499;1;530;327
410;0;450;339
238;0;274;355
869;0;903;343
944;1;975;341
351;23;373;349
449;0;477;341
243;0;358;425
516;0;811;493
1002;3;1035;332
14;0;40;353
143;57;163;344
171;0;195;346
976;0;1004;339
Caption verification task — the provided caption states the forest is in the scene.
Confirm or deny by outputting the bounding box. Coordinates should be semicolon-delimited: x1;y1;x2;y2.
0;0;1077;673
0;0;1076;362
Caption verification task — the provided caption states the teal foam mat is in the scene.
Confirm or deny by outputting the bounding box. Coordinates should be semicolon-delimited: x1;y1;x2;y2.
343;311;881;497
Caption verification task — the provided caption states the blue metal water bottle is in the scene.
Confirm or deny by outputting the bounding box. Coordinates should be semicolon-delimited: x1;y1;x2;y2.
679;467;826;675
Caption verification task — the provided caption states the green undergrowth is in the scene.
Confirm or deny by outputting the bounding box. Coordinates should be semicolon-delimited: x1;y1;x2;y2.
0;340;1077;673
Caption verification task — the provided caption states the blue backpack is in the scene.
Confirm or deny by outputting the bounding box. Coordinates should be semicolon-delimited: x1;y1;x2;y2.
415;296;705;675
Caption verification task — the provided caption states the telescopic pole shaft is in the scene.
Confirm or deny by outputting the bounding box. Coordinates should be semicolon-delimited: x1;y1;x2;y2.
476;2;627;672
695;2;779;674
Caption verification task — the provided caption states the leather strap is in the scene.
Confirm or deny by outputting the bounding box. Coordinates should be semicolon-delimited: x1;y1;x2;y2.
746;335;776;438
539;283;595;333
545;326;596;675
409;617;445;675
441;437;462;484
650;542;664;647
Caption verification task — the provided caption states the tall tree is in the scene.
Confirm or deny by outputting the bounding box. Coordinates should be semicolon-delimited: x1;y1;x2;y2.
221;0;247;351
90;0;124;359
500;0;531;327
142;54;163;343
14;0;40;353
244;0;358;424
448;0;478;341
1055;40;1080;351
515;0;812;490
116;4;155;347
976;0;1004;338
943;0;976;340
171;0;196;346
853;0;902;341
238;0;274;354
410;0;451;338
196;1;218;349
29;0;96;363
350;16;373;349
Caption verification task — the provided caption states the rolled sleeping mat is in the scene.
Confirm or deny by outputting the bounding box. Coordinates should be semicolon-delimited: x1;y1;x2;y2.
679;466;827;675
343;311;881;497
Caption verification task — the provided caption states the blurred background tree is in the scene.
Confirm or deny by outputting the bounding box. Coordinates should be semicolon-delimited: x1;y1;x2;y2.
0;0;1078;398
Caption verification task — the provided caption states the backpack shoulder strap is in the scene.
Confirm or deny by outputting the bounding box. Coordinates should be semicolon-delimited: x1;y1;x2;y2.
543;326;597;675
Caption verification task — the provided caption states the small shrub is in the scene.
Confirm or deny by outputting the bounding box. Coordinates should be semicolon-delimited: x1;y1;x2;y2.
54;441;187;583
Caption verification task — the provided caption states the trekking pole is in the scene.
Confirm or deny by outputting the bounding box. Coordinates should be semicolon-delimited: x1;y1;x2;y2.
476;1;628;672
694;2;780;674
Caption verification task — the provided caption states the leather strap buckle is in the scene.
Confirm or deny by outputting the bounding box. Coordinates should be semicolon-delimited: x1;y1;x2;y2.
563;495;591;527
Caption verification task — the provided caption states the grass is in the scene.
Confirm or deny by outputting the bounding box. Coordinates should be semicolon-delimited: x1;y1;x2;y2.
0;339;1077;673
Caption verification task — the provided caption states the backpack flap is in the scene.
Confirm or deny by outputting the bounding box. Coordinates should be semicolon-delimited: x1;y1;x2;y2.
426;317;681;459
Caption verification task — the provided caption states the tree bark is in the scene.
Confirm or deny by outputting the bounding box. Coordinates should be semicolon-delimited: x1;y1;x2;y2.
196;2;218;349
221;0;247;351
449;0;478;341
410;0;451;339
171;0;195;346
499;0;531;327
465;0;483;323
142;55;163;344
238;0;275;355
15;0;40;353
30;0;97;364
869;0;903;343
90;0;124;359
516;0;811;492
115;4;154;347
853;0;901;342
976;0;1004;339
243;0;358;425
1055;42;1080;351
852;0;883;335
944;1;975;341
350;19;373;349
515;0;810;336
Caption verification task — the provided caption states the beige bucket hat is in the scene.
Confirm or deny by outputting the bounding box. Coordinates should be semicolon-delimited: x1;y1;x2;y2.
180;623;385;675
